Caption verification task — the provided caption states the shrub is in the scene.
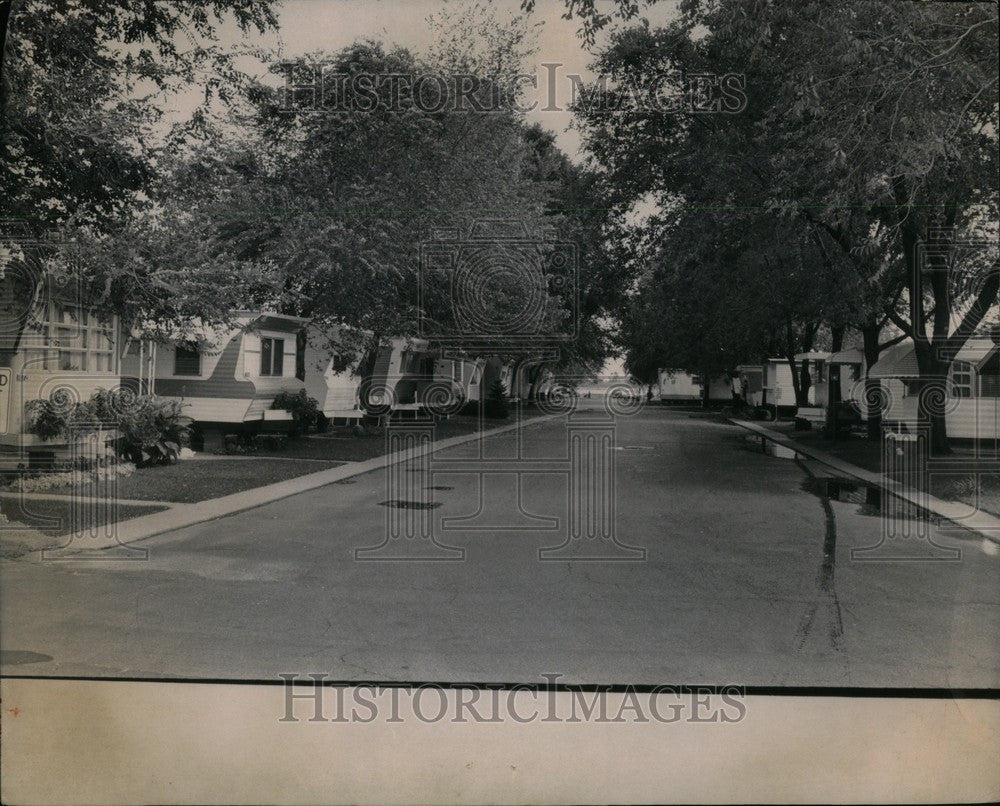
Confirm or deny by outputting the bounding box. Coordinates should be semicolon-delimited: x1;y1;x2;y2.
23;390;192;467
114;396;192;466
24;399;68;440
271;389;320;435
484;380;510;419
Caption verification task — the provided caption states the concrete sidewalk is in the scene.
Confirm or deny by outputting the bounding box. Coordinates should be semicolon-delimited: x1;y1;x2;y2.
731;418;1000;544
32;414;557;556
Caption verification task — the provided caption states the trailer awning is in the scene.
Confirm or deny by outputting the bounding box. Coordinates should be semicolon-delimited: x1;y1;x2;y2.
868;343;919;378
793;351;831;362
829;348;864;365
954;338;998;367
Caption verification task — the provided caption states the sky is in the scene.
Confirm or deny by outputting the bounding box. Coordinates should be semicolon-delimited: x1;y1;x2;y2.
180;0;681;161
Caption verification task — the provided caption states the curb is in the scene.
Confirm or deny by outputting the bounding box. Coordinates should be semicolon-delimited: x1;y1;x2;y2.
39;414;559;557
730;418;1000;544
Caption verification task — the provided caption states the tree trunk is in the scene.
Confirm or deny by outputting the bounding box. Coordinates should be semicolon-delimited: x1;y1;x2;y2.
784;324;802;409
797;361;812;408
824;325;845;439
862;325;883;441
701;369;710;410
912;339;953;456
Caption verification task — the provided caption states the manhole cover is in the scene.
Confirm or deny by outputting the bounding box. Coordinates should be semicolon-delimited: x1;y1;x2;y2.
379;500;442;510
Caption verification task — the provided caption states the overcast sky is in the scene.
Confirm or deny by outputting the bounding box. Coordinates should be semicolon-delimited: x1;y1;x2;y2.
178;0;680;161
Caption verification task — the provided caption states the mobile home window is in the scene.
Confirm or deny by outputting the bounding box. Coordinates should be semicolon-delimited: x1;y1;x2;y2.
22;300;115;373
331;353;350;374
173;343;201;376
951;361;973;399
979;352;999;398
260;337;285;376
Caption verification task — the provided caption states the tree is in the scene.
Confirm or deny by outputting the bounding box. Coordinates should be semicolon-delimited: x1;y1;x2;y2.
558;0;998;450
1;0;279;337
189;25;614;387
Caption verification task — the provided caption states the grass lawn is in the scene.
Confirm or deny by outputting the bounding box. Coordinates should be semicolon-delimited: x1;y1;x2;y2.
36;458;344;504
755;419;1000;518
765;421;884;474
1;497;168;537
4;411;542;507
249;412;536;462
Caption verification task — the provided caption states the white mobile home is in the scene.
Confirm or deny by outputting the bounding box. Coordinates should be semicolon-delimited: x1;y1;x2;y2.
736;360;797;411
121;312;310;437
301;325;364;424
792;351;831;425
657;369;700;401
363;337;436;416
657;369;732;404
1;289;124;468
869;338;999;442
763;359;798;410
434;356;486;405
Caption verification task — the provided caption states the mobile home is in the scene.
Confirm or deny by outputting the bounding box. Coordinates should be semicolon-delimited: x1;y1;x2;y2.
121;312;310;441
1;289;124;468
657;369;733;404
434;355;486;405
735;360;797;415
763;359;797;411
657;369;700;402
363;337;436;416
792;351;831;425
301;325;364;424
869;337;999;442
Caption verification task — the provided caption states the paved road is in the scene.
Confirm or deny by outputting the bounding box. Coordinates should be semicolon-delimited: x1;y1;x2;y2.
2;406;998;686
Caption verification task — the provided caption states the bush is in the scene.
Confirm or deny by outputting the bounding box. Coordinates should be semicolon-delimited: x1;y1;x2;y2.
24;389;192;467
484;380;510;419
271;389;320;435
24;399;68;440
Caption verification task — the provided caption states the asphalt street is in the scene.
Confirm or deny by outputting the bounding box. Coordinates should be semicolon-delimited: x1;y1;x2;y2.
2;405;998;686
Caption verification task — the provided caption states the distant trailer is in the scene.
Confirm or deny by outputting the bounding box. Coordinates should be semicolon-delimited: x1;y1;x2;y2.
434;355;486;406
763;359;797;411
362;337;436;417
301;325;364;425
736;360;796;416
657;369;700;401
792;351;832;427
657;369;732;403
